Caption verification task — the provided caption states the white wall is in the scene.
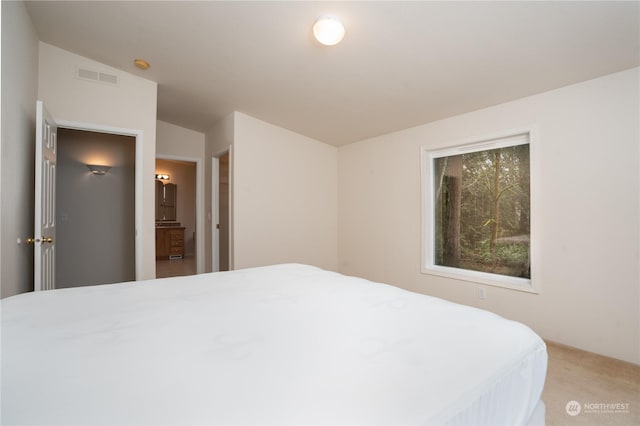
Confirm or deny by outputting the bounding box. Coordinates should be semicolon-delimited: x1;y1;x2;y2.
338;68;639;364
56;129;136;287
233;112;338;271
37;42;158;281
0;1;39;298
156;120;205;261
156;120;205;159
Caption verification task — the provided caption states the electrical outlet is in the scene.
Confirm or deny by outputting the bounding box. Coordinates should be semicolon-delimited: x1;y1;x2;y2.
478;287;486;300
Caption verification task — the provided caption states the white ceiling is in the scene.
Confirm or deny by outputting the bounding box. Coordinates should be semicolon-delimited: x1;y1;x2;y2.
25;1;639;146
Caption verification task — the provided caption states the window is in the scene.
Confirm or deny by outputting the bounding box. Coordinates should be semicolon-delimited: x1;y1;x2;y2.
422;131;536;292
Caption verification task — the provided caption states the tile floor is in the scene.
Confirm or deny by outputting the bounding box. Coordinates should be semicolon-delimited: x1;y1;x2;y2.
156;255;197;278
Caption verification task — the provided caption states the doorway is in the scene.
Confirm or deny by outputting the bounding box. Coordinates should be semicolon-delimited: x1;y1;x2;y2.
218;152;230;271
212;151;231;272
56;128;136;288
34;108;144;291
155;157;200;278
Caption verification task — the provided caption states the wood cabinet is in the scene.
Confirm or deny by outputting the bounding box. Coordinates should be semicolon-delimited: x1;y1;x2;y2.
156;226;185;260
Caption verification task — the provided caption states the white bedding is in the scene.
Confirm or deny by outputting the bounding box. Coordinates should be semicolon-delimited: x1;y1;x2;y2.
1;264;547;425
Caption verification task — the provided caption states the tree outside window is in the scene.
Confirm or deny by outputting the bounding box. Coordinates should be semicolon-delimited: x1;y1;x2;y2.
426;133;532;285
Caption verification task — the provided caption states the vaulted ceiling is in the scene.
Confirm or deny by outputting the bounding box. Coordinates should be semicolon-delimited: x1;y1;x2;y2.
25;1;639;146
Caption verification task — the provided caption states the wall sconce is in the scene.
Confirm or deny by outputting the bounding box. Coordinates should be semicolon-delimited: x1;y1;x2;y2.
155;173;170;180
87;164;111;175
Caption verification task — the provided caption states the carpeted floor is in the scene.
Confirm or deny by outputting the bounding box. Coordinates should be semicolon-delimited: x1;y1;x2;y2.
543;340;639;426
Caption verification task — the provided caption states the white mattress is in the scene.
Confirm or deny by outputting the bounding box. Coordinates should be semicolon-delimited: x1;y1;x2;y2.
1;264;547;425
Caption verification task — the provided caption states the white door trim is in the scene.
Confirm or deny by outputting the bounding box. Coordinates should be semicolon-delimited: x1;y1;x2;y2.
56;119;144;281
156;154;204;274
211;156;220;273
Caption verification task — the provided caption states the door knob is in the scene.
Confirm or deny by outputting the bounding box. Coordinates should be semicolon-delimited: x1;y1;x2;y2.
42;237;54;244
26;237;40;244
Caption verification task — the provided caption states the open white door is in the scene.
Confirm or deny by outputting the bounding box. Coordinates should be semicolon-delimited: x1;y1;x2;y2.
33;101;57;291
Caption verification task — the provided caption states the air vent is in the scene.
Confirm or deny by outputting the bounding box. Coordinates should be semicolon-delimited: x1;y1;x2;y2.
99;72;118;85
76;66;119;86
78;68;98;80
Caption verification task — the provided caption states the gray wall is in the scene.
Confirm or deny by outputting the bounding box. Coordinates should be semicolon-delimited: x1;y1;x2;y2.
56;129;135;288
1;1;39;298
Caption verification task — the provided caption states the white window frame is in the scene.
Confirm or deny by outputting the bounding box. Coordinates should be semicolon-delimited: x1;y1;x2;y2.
421;127;540;293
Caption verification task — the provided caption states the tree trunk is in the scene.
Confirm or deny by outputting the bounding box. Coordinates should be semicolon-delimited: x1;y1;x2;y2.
490;149;501;253
443;155;462;267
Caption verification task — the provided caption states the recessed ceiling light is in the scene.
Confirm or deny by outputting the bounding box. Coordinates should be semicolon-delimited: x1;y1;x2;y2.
134;59;150;70
313;16;345;46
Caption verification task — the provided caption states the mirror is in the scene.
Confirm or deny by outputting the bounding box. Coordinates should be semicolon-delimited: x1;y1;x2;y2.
156;180;177;221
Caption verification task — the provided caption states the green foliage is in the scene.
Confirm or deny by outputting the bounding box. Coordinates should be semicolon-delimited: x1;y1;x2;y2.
460;241;530;278
495;244;529;267
462;241;529;266
435;143;531;279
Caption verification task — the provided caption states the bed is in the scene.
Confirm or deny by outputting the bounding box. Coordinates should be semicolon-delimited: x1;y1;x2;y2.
1;263;547;425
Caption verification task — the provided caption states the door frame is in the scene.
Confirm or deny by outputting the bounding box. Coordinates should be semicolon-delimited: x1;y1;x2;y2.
155;154;204;274
212;156;219;273
56;119;144;280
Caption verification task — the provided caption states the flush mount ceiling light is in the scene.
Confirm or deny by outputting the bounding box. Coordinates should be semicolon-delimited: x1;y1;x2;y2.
313;16;345;46
134;58;150;70
155;173;170;180
87;164;111;175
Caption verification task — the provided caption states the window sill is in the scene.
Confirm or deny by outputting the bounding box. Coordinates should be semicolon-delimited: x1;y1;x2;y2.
422;264;538;294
